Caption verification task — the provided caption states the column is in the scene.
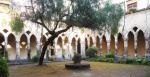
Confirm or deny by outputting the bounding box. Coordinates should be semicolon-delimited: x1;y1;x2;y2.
75;40;78;53
80;42;86;58
100;38;102;56
87;40;90;47
115;41;118;56
107;40;110;53
115;36;118;56
62;39;65;59
54;42;57;60
4;36;8;60
124;39;128;58
134;39;138;57
36;40;41;57
145;38;150;58
27;39;31;60
68;42;71;59
16;41;20;60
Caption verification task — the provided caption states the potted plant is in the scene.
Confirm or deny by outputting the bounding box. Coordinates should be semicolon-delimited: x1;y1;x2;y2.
129;8;137;13
72;52;82;64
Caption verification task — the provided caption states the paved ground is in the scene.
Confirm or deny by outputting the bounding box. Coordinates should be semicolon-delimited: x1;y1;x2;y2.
9;61;150;77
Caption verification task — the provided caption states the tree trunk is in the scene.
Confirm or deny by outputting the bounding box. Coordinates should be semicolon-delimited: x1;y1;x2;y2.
38;35;57;65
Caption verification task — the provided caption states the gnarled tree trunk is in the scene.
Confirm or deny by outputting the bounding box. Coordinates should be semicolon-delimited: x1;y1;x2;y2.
38;35;57;65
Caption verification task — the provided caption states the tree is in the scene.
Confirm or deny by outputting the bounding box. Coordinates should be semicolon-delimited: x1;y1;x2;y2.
11;0;123;65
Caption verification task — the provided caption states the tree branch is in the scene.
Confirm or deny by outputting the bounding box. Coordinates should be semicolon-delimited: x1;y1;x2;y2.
56;25;72;35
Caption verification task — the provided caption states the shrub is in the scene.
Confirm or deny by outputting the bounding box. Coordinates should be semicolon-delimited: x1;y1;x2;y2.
72;52;82;64
105;52;115;58
118;58;126;64
126;58;134;64
0;55;9;77
86;46;98;58
32;55;40;62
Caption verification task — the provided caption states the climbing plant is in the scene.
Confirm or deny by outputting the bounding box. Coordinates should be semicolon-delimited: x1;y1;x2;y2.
9;15;24;33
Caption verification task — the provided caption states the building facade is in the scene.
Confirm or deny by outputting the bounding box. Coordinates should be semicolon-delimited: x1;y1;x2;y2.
0;0;150;61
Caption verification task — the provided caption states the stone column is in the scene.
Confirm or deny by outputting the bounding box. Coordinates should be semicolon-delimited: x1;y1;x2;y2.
75;40;78;53
106;40;110;53
124;39;128;58
80;42;86;58
4;36;8;60
62;39;65;59
68;42;71;59
100;38;102;56
87;38;90;47
115;41;118;56
93;38;96;46
16;41;20;60
36;40;41;57
54;42;57;60
115;36;118;56
27;39;31;61
145;38;150;58
134;39;138;57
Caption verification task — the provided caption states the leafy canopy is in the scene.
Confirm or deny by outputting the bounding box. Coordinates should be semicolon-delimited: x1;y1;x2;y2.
25;0;123;35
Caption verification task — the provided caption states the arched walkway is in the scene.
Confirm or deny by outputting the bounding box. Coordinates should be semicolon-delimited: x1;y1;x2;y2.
30;35;36;58
90;37;93;47
20;34;27;59
77;38;81;54
57;37;62;58
85;38;88;50
64;37;68;57
96;36;100;56
8;33;16;60
128;32;134;57
118;33;124;56
110;35;115;53
137;30;145;57
71;37;76;57
102;35;107;56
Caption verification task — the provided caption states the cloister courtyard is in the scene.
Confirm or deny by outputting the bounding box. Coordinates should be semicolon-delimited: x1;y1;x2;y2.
9;61;150;77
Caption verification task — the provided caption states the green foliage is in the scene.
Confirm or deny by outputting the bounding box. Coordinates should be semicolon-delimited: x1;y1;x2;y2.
86;46;98;58
0;55;9;77
118;58;150;65
10;16;24;33
102;2;124;35
129;8;137;13
105;52;115;58
32;55;40;63
117;58;126;64
72;52;82;64
85;57;114;63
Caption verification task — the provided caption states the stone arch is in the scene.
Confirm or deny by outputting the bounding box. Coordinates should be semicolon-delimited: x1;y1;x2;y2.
57;36;62;58
0;32;4;56
30;35;37;58
110;34;115;53
128;31;134;57
137;30;145;57
96;36;100;56
85;38;88;51
102;35;107;56
118;33;124;56
77;38;81;54
8;33;16;60
71;37;76;57
64;36;68;57
90;36;93;46
20;34;27;59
